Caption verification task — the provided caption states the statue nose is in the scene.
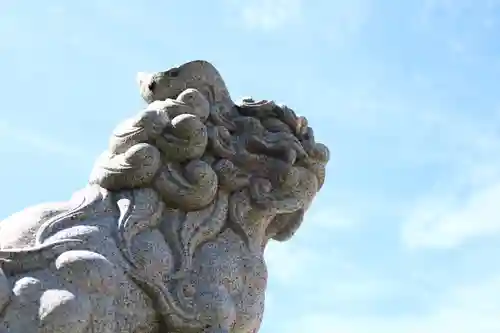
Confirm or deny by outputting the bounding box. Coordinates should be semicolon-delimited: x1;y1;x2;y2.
136;72;153;86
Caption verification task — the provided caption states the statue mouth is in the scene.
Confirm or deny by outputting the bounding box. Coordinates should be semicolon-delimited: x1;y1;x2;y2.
246;135;306;165
136;72;154;87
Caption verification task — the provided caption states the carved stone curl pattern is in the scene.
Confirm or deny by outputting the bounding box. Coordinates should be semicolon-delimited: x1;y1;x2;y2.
0;60;329;333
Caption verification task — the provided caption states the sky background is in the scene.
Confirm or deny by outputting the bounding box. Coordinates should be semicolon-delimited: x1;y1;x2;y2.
1;0;500;332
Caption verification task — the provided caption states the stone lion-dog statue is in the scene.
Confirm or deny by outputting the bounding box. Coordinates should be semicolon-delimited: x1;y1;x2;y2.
0;60;329;333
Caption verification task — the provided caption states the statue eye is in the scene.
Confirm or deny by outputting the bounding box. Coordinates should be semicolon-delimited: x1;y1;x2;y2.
148;81;156;92
168;69;179;77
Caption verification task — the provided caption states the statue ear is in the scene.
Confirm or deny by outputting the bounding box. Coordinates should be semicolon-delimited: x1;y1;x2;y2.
266;209;305;242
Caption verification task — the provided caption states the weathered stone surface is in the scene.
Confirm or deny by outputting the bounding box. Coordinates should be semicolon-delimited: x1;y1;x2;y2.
0;60;329;333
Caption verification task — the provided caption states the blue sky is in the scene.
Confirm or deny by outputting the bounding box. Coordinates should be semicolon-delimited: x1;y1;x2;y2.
1;0;500;332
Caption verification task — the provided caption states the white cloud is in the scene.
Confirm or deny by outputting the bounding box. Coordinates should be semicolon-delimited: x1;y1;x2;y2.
314;0;370;47
400;130;500;249
384;87;500;250
402;180;500;249
233;0;371;45
285;276;500;333
0;120;89;161
264;204;357;284
264;240;320;284
327;277;402;303
307;207;356;231
416;0;499;62
229;0;302;31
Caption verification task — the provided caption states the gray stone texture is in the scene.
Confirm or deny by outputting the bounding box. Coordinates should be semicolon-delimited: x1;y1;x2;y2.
0;60;329;333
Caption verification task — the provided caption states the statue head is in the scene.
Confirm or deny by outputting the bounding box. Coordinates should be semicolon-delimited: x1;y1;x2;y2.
236;101;329;242
134;62;330;243
137;60;231;105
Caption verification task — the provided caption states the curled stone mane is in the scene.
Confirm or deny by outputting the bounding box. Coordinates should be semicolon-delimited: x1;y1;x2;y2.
132;60;330;243
0;60;330;331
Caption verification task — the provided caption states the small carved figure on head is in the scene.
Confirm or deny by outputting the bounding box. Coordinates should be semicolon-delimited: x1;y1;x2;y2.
137;60;232;105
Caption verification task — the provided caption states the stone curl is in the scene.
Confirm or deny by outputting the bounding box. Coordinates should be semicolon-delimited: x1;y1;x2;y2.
89;91;329;221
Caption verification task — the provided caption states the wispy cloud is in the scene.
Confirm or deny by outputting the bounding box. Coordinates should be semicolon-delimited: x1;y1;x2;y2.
416;0;500;63
229;0;302;31
0;120;89;161
265;241;320;285
285;275;500;333
307;208;356;231
312;0;370;47
402;177;500;249
400;116;500;249
264;206;358;292
317;72;500;251
226;0;370;49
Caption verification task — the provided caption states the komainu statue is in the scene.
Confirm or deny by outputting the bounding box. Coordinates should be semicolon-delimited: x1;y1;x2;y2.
0;60;329;333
